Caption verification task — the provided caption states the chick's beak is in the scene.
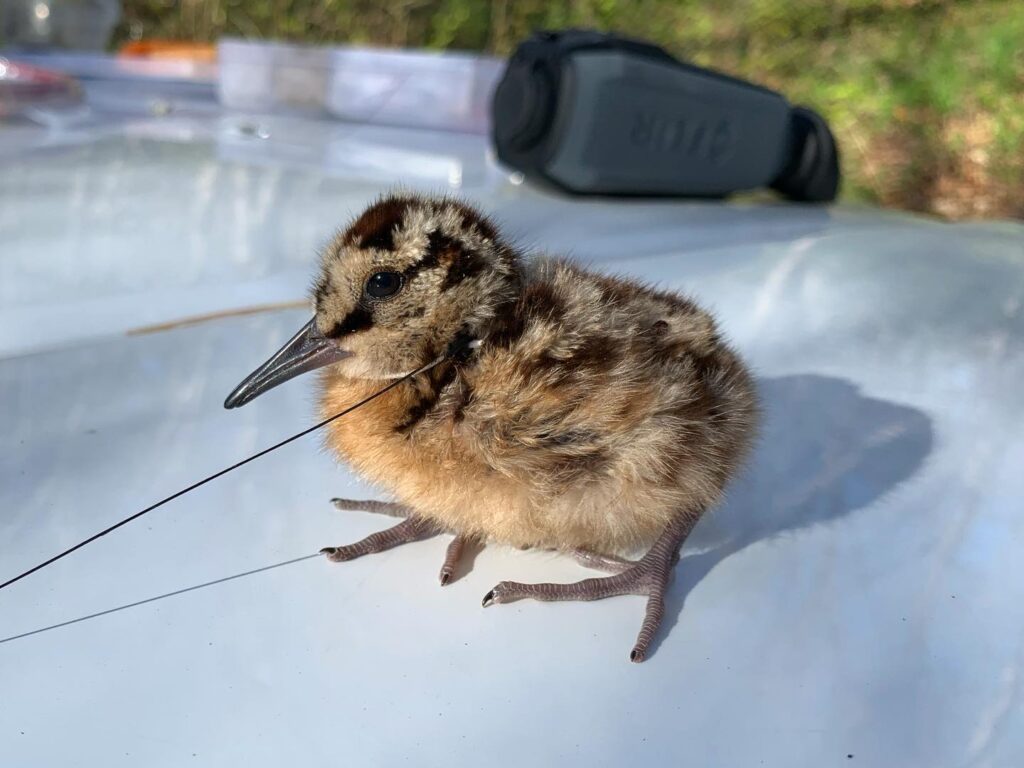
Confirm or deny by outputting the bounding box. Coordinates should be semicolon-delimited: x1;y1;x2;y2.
224;318;351;409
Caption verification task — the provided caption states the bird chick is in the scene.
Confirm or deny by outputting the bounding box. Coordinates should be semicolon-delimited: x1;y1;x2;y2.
225;193;758;662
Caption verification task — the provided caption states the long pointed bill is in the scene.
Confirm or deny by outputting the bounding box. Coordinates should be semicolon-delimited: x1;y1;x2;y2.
224;318;351;409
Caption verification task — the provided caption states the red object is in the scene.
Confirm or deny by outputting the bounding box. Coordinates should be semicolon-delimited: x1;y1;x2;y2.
0;57;82;116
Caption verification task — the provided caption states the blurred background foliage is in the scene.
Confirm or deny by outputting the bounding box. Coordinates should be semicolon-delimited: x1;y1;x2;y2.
114;0;1022;220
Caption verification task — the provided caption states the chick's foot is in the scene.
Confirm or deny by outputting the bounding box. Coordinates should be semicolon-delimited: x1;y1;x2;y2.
323;499;474;585
482;516;696;663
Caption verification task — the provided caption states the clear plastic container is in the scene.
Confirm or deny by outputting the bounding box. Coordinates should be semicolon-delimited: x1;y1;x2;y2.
217;38;331;116
217;38;503;134
326;47;502;133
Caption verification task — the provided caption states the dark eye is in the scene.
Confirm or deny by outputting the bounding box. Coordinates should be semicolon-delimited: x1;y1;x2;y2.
364;271;403;300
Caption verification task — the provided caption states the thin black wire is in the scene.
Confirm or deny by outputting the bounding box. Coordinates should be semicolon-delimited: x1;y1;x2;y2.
0;553;322;645
0;358;441;593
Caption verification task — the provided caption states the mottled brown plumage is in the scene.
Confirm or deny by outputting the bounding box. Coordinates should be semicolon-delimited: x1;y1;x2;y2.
229;192;758;661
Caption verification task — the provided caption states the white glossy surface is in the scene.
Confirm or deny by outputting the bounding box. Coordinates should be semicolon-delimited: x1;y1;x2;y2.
2;65;1024;768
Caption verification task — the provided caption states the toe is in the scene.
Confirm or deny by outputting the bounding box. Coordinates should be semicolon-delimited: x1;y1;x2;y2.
482;581;520;606
320;546;351;563
482;584;510;606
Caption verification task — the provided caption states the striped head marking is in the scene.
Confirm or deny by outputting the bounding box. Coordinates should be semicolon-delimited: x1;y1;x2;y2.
311;194;520;378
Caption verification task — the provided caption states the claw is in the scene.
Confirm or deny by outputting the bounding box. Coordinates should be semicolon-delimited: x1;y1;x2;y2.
482;581;517;605
321;546;354;563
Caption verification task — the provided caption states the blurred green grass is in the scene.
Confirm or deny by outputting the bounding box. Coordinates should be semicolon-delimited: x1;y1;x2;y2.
117;0;1023;220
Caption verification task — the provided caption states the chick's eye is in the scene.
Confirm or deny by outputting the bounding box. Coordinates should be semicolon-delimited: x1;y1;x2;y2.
365;271;403;300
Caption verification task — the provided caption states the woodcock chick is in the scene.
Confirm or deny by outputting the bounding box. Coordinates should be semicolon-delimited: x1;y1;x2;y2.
224;194;758;662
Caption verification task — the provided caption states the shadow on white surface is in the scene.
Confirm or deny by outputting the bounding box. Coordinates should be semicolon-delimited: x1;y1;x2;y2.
652;374;934;657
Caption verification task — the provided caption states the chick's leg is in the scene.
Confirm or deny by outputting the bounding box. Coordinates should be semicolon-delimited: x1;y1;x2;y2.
482;514;697;663
323;499;475;584
331;497;410;517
